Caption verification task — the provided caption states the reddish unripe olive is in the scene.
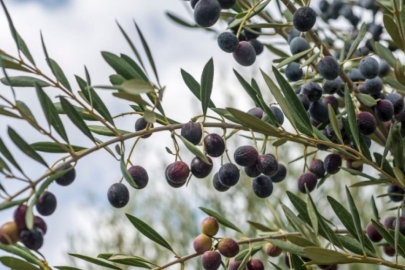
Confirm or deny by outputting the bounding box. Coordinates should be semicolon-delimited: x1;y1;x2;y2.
356;111;376;135
233;41;256;66
392;216;405;235
366;222;382;242
0;222;19;245
246;258;264;270
218;238;239;258
193;234;213;254
383;244;395;256
383;216;396;230
374;99;394;122
228;261;242;270
34;216;47;235
201;251;222;270
165;161;190;184
128;165;149;189
298;172;318;193
14;204;28;230
265;243;282;257
201;216;219;236
204;133;225;158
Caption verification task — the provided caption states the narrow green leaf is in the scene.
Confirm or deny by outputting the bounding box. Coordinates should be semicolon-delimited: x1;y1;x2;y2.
0;57;30;72
371;196;379;220
345;186;365;251
373;41;396;67
276;48;312;68
344;86;360;151
88;125;130;137
110;74;126;85
54;267;83;270
0;1;35;66
0;198;28;211
346;23;367;59
306;194;319;237
120;54;149;82
264;44;289;58
35;83;69;142
271;67;313;136
228;0;270;29
120;157;139;189
31;142;86;153
226;108;279;136
0;137;24;174
54;102;97;121
166;12;200;28
246;221;275;232
76;76;115;125
0;105;21;119
116;21;147;72
291;254;306;270
328;104;343;144
395;59;405;86
356;93;377;107
234;69;261;107
0;256;39;270
0;244;40;265
16;101;38;128
7;127;48;167
126;214;174;252
1;76;50;87
108;255;152;268
49;58;72;91
393;123;404;169
200;58;214;115
134;21;160;85
285;235;317;247
300;51;320;68
113;92;150;107
60;97;95;142
68;254;121;270
121;79;154;95
374;153;395;177
181;69;215;108
384;14;403;49
303;247;357;264
178;135;210;164
199;207;242;233
101;52;144;80
0;156;11;173
282;205;317;243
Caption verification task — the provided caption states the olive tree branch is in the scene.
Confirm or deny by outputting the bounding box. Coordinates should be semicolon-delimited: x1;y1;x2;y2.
3;120;401;204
